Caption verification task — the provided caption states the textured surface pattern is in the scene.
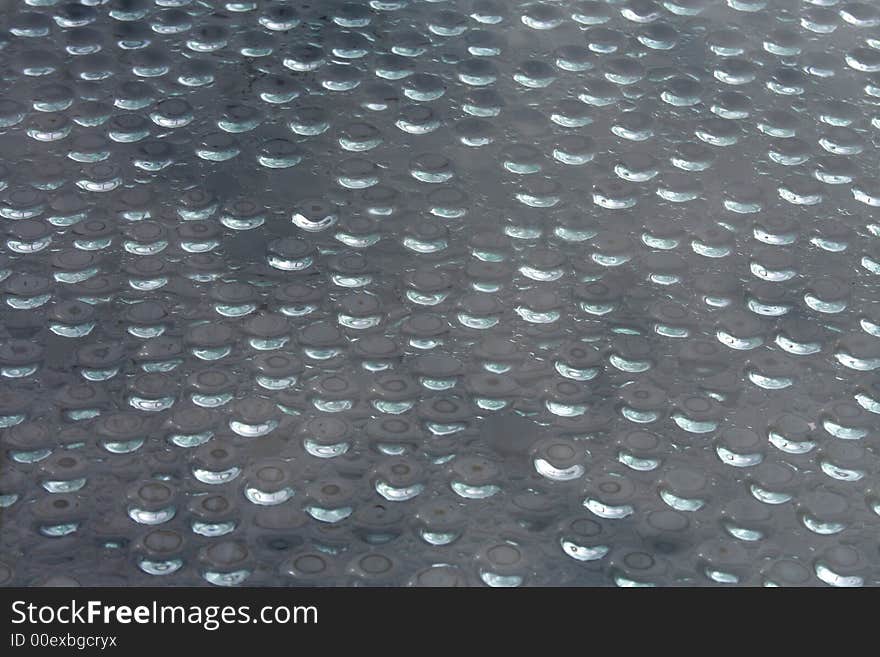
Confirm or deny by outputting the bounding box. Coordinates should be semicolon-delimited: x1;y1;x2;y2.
1;0;880;587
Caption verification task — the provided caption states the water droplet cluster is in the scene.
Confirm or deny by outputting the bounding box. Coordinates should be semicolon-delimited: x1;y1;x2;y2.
1;0;880;586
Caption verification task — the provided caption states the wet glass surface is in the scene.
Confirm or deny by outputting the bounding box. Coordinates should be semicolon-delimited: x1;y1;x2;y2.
1;0;880;586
